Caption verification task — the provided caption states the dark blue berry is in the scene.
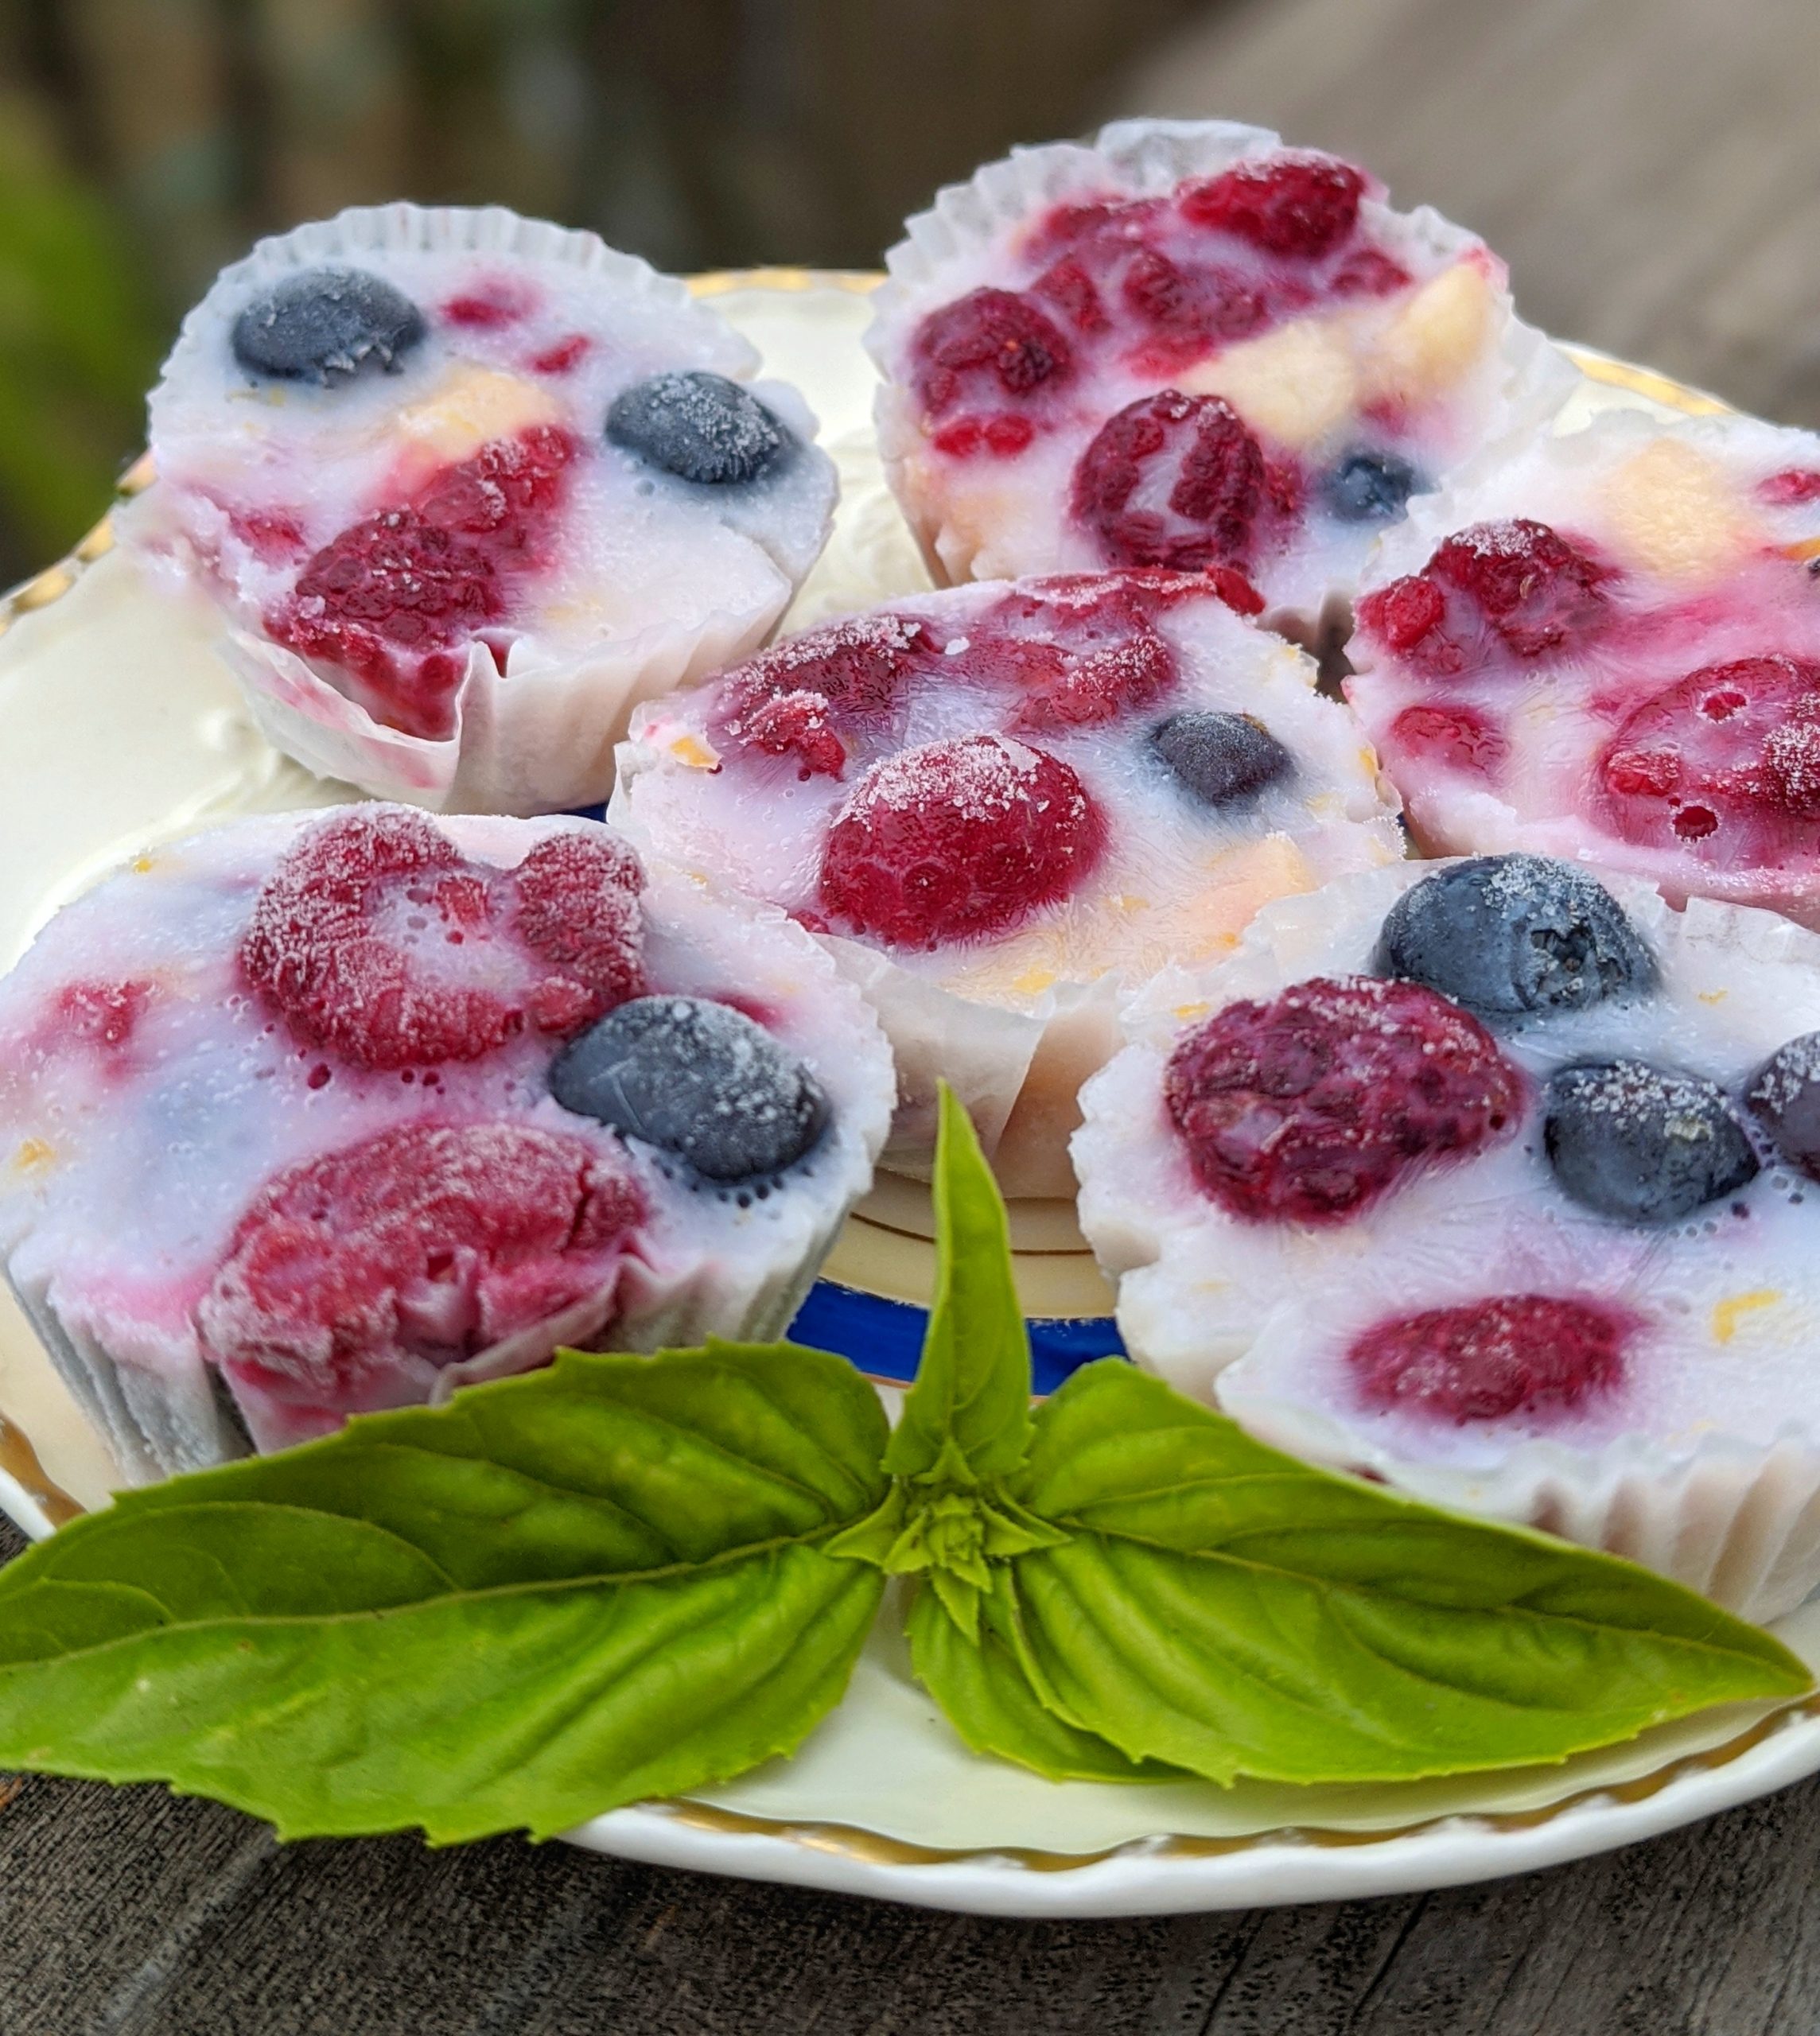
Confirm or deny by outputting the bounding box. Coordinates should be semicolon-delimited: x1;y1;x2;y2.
231;267;426;384
1375;855;1656;1026
1150;711;1292;806
548;995;827;1183
1320;449;1421;524
1543;1059;1757;1224
1748;1033;1820;1180
605;371;791;484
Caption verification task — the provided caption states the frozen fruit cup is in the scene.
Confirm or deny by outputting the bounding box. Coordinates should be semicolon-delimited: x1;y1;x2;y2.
0;806;893;1479
609;568;1402;1196
120;204;838;814
1076;852;1820;1618
867;119;1572;649
1348;405;1820;925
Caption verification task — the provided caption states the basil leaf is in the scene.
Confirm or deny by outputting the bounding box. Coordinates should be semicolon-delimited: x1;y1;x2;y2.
906;1567;1185;1784
885;1083;1032;1487
0;1342;889;1841
994;1362;1809;1785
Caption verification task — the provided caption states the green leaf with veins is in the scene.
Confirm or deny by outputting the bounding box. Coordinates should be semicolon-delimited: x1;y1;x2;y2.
884;1084;1033;1487
834;1085;1060;1640
983;1362;1811;1785
0;1342;889;1842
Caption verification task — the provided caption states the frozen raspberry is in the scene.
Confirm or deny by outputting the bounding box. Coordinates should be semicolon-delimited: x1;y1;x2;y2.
968;577;1180;733
240;808;644;1070
718;614;943;779
912;288;1073;422
271;426;577;740
1329;247;1414;298
1348;1295;1630;1423
55;980;151;1050
1388;704;1507;777
1180;156;1367;260
1071;391;1266;573
1118;248;1267;364
511;830;648;1027
818;734;1105;950
1757;469;1820;507
1164;976;1522;1225
1357;575;1450;658
931;414;1036;459
197;1122;646;1401
1597;655;1820;858
1426;519;1609;659
1030;255;1110;335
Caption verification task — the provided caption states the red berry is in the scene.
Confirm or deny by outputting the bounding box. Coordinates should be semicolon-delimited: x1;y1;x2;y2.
1758;468;1820;507
55;979;151;1050
967;576;1180;733
229;509;306;563
1597;654;1820;859
1425;518;1608;659
271;426;578;740
442;279;535;328
1031;255;1109;334
717;614;943;779
912;288;1073;422
511;830;648;1016
1348;1294;1630;1423
198;1121;646;1405
1389;703;1507;778
931;414;1036;459
531;334;591;375
1071;390;1266;572
240;808;645;1071
1180;155;1367;260
818;734;1104;950
1119;249;1266;363
1329;248;1414;298
1356;574;1450;657
1164;976;1522;1226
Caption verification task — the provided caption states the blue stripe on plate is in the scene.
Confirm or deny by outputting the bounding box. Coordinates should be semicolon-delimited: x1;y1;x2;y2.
786;1278;1125;1393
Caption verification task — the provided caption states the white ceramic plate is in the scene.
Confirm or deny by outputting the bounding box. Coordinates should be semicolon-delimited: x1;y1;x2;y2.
3;272;1812;1919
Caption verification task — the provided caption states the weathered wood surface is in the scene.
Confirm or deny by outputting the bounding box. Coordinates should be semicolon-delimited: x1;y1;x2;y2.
10;2;1820;2026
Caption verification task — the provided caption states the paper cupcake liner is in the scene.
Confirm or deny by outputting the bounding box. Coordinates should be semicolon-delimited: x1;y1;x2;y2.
867;119;1577;612
1220;1359;1820;1623
126;203;837;815
819;931;1124;1197
0;813;892;1482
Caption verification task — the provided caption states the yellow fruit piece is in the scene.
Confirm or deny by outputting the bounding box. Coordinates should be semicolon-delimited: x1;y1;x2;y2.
394;365;562;464
1179;321;1359;449
1711;1289;1783;1345
669;732;722;771
11;1138;54;1175
1600;439;1757;581
1362;262;1494;401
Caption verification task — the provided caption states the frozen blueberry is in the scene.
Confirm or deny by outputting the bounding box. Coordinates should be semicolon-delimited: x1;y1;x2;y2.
1150;712;1292;806
1320;450;1421;525
1543;1059;1758;1225
231;267;426;384
1374;855;1656;1026
605;370;791;484
1748;1033;1820;1180
548;994;828;1183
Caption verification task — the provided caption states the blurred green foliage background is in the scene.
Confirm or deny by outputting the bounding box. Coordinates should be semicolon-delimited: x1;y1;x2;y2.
0;0;1204;585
